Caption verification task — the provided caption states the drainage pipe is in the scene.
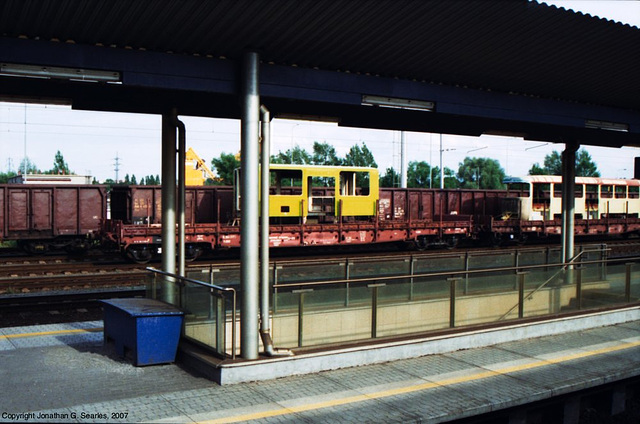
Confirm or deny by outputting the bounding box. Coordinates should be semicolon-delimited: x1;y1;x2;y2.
176;118;186;278
259;104;274;355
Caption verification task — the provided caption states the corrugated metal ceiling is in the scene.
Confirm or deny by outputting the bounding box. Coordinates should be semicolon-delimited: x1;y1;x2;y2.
1;0;639;111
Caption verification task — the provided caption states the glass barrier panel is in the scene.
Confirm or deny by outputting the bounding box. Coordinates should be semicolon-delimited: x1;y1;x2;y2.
517;249;548;266
522;265;571;317
181;282;226;356
277;261;345;284
350;258;410;278
376;279;450;337
631;264;640;301
414;254;464;273
272;283;371;348
454;271;519;326
463;270;517;295
580;262;627;308
468;252;516;270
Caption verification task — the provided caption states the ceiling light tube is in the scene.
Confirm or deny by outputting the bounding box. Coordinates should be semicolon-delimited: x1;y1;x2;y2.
585;119;629;132
1;63;120;83
362;95;435;111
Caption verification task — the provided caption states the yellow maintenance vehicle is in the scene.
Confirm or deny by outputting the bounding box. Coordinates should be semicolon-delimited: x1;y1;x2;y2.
184;147;218;186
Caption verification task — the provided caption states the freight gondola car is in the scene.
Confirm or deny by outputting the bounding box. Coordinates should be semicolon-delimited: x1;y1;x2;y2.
0;184;107;253
102;165;509;262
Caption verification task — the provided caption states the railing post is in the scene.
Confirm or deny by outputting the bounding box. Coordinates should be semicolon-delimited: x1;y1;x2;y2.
576;265;583;310
345;258;351;307
448;277;460;328
517;272;528;319
273;263;280;313
293;289;312;347
368;283;385;338
626;263;633;303
408;256;415;301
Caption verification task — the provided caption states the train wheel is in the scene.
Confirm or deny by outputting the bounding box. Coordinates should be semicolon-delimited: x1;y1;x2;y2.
444;236;459;250
184;245;202;262
489;233;503;247
126;246;153;264
20;241;48;255
414;237;429;251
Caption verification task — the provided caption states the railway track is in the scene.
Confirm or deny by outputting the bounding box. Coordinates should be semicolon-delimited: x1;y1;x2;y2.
0;288;146;328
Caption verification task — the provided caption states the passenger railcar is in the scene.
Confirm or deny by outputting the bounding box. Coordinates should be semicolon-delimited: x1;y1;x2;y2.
498;176;640;239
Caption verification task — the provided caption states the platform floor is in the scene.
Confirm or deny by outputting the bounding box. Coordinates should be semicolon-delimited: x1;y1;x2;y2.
1;317;640;423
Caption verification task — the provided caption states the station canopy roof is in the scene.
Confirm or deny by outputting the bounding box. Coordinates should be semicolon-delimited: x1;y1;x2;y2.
1;0;640;145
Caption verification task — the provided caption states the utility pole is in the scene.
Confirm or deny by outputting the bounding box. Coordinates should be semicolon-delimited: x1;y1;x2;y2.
113;154;121;182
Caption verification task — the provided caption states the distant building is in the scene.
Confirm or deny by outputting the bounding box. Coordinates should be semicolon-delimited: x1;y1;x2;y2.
8;174;93;185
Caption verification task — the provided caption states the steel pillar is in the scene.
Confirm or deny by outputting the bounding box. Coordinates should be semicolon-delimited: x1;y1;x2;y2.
400;131;407;188
561;142;578;264
161;109;177;304
240;51;260;360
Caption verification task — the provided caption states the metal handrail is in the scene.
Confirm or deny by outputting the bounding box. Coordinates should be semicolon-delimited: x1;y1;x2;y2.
273;248;626;290
145;267;237;359
496;249;598;321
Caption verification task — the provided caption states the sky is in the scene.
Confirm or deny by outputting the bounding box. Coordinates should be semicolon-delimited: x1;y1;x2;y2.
1;1;640;183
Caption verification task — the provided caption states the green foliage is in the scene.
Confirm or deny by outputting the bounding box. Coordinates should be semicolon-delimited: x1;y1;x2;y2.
432;166;460;188
528;148;600;177
271;145;312;165
311;142;342;166
407;161;434;188
380;167;400;188
576;149;600;177
457;157;506;189
343;143;377;168
19;157;39;174
211;152;240;185
0;171;17;183
50;150;71;175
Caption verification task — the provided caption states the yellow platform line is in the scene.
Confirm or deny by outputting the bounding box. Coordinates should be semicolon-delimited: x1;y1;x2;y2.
0;327;103;339
202;339;640;424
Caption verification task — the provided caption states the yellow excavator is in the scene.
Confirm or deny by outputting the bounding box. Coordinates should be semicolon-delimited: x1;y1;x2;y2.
185;147;218;185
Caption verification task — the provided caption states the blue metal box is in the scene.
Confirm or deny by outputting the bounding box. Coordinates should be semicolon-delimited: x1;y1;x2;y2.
101;298;184;366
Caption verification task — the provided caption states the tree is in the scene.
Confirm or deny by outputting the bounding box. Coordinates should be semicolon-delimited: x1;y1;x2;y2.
407;161;433;188
432;166;460;188
528;148;600;177
211;152;240;185
0;171;17;183
576;149;600;177
271;145;312;165
457;157;506;189
311;141;342;166
380;167;400;188
343;142;377;168
19;157;38;174
130;174;137;185
51;150;71;175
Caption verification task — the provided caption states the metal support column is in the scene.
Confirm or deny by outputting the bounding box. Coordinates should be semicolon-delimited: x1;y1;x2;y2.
561;142;578;264
161;109;177;304
240;51;260;360
400;131;407;188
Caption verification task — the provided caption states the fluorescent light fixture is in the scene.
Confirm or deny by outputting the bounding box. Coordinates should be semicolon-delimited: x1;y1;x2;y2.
585;119;629;132
1;63;120;83
362;95;435;111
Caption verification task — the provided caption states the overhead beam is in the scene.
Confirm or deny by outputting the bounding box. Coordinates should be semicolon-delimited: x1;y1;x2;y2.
2;37;640;146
